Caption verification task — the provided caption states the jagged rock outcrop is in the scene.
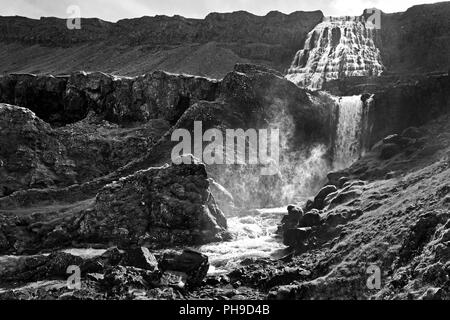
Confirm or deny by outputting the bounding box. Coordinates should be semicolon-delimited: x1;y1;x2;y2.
78;161;229;248
0;104;76;197
0;104;171;195
0;71;219;126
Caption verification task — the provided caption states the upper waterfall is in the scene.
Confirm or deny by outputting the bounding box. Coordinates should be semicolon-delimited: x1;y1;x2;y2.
286;16;384;89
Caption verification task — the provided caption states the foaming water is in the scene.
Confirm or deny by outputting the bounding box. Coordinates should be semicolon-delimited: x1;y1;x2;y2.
63;248;107;258
197;207;287;275
286;16;383;89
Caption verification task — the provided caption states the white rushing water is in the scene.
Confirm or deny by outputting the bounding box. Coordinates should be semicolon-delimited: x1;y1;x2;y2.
198;207;288;275
286;16;384;89
332;95;365;170
49;209;288;276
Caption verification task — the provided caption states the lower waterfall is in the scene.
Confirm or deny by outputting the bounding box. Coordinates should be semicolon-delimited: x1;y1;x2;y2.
333;95;365;170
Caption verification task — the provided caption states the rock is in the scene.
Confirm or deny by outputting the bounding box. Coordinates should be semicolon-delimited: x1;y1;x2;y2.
327;171;348;187
383;134;403;145
267;284;298;300
327;189;363;210
298;210;322;228
0;252;83;283
280;205;303;233
208;178;237;216
160;271;187;289
323;191;339;207
342;180;365;189
0;104;76;196
158;249;209;287
420;287;443;300
283;227;312;247
77;162;229;248
380;143;402;160
234;63;284;77
313;185;338;210
121;247;159;272
402;127;426;139
266;267;311;289
385;171;397;179
80;247;125;274
304;199;314;212
324;213;349;228
337;177;350;188
102;265;160;295
287;204;303;216
1;71;219;126
443;195;450;205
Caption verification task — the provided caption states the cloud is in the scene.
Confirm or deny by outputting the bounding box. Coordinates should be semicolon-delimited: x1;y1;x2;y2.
0;0;442;21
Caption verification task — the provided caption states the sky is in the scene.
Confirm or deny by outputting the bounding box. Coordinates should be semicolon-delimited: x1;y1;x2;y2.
0;0;443;22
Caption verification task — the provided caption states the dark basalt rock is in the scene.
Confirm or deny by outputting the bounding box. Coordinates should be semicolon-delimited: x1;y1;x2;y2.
313;185;338;210
298;211;322;228
158;249;209;287
283;227;312;247
121;247;159;272
380;143;402;160
0;252;83;283
101;265;161;295
77;161;229;249
0;104;76;197
0;71;219;126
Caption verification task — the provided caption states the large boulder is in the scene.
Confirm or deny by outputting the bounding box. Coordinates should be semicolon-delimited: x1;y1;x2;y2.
158;249;209;287
77;161;229;248
313;185;338;210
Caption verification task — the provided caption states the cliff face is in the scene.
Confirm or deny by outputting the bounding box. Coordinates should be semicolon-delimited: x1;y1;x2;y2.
0;11;323;78
379;2;450;75
0;71;219;126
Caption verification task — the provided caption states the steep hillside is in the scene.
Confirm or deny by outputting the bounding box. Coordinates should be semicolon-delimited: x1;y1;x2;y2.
0;11;323;78
380;2;450;74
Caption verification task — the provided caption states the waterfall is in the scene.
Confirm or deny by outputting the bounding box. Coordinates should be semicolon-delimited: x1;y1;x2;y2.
286;16;384;89
333;95;365;170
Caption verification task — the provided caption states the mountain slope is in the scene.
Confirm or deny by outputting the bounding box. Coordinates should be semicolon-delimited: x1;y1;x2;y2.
0;11;323;78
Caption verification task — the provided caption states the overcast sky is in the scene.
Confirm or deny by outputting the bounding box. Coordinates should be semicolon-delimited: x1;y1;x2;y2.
0;0;443;21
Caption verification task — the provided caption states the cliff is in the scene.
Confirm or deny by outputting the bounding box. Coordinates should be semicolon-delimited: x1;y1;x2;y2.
0;11;323;78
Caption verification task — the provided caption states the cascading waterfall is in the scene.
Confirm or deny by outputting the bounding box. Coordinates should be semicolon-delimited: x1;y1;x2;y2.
198;18;381;273
286;16;384;89
332;95;365;170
